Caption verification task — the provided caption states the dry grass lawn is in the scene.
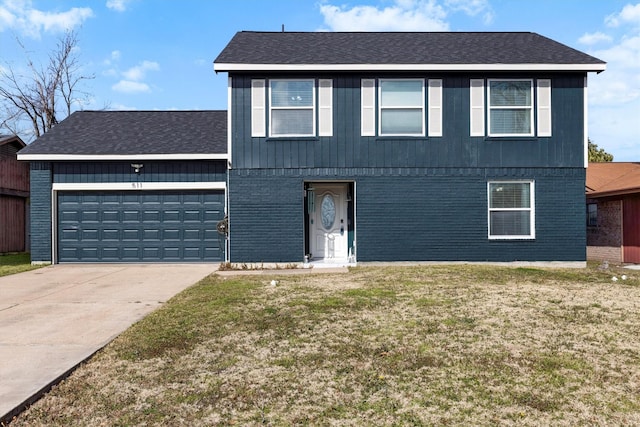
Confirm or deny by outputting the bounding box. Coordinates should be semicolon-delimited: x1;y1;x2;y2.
11;264;640;426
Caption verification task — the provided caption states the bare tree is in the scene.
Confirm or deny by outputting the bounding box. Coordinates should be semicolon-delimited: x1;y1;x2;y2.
0;31;93;140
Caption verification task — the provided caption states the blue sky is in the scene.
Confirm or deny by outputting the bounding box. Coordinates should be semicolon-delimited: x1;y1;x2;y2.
1;0;638;160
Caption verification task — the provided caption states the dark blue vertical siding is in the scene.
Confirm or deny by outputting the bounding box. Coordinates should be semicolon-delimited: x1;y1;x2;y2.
54;160;226;183
230;73;586;170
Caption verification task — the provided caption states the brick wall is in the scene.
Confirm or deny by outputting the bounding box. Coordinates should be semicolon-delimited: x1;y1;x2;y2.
586;246;622;264
29;162;52;263
228;167;586;263
587;199;622;263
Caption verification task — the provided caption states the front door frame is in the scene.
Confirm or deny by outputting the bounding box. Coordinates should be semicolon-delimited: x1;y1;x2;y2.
304;180;355;263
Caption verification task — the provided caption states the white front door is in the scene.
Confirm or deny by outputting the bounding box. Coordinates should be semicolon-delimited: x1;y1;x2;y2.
309;184;348;261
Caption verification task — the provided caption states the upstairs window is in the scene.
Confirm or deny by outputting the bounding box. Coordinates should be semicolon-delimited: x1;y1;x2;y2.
379;79;425;136
488;181;535;239
488;80;533;136
361;78;442;137
251;79;333;138
470;78;551;138
270;80;315;137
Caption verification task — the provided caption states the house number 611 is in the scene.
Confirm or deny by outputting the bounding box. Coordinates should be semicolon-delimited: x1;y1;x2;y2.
131;182;143;189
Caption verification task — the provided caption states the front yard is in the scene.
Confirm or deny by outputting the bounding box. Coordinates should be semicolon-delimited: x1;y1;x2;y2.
12;264;640;426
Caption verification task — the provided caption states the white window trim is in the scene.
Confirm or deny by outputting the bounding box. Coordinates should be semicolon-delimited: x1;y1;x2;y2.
378;78;425;137
487;180;536;240
487;79;535;137
269;78;316;138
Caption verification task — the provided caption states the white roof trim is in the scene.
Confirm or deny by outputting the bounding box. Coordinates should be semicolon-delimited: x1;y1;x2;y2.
17;153;228;161
214;63;607;72
52;181;226;191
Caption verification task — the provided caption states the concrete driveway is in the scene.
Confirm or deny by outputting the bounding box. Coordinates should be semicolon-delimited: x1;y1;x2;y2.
0;263;218;423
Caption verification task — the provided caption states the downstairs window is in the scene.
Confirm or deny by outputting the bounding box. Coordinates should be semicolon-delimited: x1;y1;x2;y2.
488;181;535;239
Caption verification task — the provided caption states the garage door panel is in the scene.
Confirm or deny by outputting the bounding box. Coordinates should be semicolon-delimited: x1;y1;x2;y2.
102;210;120;222
123;229;141;241
123;210;140;222
163;229;180;240
102;229;119;240
184;229;201;240
100;247;120;261
81;229;99;240
143;229;161;240
58;190;224;262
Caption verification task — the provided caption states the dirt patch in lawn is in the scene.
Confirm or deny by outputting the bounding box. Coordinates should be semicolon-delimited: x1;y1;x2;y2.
11;264;640;426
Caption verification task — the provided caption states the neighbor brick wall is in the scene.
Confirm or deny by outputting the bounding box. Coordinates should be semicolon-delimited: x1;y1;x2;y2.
587;199;622;264
587;246;622;264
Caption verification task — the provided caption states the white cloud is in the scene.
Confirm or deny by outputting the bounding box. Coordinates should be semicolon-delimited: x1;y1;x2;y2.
319;0;449;31
445;0;493;24
319;0;493;31
0;0;93;38
112;80;150;93
122;60;160;81
605;3;640;28
585;3;640;160
588;34;640;107
108;59;159;94
106;0;133;12
579;31;613;45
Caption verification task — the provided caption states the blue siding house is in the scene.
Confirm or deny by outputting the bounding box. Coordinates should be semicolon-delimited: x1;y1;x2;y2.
20;31;606;265
214;31;605;265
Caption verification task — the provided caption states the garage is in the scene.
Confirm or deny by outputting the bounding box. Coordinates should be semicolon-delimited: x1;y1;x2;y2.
57;190;225;262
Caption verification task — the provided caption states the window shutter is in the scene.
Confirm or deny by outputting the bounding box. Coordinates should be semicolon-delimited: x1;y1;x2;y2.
428;79;443;137
251;79;266;137
318;79;333;137
537;79;552;137
470;79;485;137
361;79;376;136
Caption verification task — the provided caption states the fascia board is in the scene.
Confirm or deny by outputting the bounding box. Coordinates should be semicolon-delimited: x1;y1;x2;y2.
214;63;607;72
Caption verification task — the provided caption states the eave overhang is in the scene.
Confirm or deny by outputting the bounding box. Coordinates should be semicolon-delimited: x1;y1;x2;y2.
214;63;607;73
586;188;640;199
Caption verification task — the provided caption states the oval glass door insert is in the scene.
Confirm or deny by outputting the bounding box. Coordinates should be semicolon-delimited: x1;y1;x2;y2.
321;194;336;229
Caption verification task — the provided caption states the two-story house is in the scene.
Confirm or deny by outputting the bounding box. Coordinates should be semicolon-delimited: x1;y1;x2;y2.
214;31;605;266
19;31;605;265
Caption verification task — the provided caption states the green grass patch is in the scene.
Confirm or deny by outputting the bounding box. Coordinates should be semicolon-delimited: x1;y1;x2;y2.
0;253;45;277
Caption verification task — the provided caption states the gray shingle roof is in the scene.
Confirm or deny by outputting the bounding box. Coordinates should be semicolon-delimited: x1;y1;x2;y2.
18;110;227;157
214;31;605;71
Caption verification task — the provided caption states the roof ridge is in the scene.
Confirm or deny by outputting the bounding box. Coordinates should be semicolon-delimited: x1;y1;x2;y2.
238;30;538;34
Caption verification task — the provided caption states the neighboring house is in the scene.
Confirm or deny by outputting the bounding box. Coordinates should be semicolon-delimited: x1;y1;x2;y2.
586;162;640;264
213;31;605;265
0;135;29;253
17;111;227;263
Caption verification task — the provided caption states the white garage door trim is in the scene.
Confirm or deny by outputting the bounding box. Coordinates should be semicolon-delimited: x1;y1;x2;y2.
52;182;226;191
51;181;226;263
